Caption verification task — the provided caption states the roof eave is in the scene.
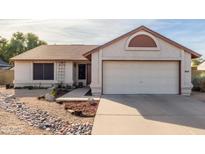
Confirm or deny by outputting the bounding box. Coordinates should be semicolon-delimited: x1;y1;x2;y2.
10;59;89;61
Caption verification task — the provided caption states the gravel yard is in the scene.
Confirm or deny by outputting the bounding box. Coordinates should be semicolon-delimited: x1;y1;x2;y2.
0;87;95;135
0;108;51;135
19;93;94;124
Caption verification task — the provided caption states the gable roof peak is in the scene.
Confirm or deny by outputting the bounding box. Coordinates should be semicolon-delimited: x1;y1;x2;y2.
83;25;201;58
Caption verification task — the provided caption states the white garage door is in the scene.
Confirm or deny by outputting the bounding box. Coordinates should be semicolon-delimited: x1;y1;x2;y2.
103;61;179;94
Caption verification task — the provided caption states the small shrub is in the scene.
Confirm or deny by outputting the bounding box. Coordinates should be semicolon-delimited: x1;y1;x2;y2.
50;87;57;97
192;77;201;91
192;76;205;92
23;86;33;90
14;87;22;89
78;82;83;88
57;83;63;88
6;83;14;89
66;84;72;89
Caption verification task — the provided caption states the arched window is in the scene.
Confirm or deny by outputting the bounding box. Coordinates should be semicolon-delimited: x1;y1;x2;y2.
128;34;157;47
126;32;159;50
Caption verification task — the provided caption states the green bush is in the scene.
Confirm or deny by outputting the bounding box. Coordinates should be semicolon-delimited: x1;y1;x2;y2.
192;76;205;92
50;88;57;97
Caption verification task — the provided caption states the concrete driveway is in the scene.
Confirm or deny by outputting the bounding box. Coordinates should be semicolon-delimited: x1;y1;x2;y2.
92;95;205;135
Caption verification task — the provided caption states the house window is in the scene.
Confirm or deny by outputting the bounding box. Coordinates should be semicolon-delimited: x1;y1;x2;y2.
33;63;54;80
78;64;86;80
128;34;157;47
125;32;160;51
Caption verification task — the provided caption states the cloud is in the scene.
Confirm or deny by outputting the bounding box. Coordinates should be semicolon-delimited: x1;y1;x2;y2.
0;19;204;56
0;19;159;44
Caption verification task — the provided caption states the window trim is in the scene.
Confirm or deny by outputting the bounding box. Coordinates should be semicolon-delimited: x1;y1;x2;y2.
33;63;54;81
125;31;160;51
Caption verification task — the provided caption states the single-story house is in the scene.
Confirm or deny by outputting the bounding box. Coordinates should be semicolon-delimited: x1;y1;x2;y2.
0;58;11;70
197;61;205;70
11;26;201;96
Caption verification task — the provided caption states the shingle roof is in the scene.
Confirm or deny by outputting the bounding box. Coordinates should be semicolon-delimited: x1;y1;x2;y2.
0;58;10;67
10;45;99;61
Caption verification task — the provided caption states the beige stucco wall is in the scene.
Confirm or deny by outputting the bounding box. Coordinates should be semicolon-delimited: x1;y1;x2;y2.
91;51;102;95
64;62;73;85
182;52;192;95
102;37;181;60
90;30;192;95
14;61;74;87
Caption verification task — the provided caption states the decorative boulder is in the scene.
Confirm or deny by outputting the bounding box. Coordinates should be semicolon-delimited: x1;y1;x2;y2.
45;93;55;102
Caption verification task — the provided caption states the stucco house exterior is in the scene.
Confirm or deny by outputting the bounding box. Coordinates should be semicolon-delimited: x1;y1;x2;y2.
11;26;201;96
197;61;205;70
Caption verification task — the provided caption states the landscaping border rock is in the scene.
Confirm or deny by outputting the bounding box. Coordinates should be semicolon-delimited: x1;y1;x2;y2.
0;92;92;135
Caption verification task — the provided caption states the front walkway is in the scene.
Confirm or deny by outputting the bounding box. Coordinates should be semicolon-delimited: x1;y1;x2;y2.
60;87;90;97
92;94;205;135
56;87;100;102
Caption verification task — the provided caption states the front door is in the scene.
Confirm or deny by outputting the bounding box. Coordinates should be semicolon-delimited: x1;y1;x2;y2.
77;64;86;86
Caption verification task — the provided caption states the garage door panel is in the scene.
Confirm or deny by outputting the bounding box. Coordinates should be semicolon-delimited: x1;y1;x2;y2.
103;61;179;94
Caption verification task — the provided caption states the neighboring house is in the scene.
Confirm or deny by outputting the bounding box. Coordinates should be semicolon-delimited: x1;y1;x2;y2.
191;65;198;71
197;61;205;70
0;58;11;70
11;26;201;96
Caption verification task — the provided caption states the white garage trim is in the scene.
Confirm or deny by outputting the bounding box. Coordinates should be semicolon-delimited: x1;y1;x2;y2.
102;60;181;94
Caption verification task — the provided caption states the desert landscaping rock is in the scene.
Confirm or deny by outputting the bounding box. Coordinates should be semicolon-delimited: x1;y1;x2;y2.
0;92;93;135
45;93;55;102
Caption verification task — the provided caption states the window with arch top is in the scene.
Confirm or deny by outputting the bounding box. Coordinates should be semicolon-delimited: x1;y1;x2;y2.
126;32;160;50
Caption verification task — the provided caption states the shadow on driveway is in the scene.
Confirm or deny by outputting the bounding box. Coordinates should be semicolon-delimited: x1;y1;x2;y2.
93;94;205;134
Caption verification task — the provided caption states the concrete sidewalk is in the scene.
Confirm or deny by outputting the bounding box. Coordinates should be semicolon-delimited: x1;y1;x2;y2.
92;95;205;135
56;87;100;102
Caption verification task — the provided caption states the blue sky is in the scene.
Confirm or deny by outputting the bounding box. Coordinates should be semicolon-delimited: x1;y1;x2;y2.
0;19;204;56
